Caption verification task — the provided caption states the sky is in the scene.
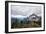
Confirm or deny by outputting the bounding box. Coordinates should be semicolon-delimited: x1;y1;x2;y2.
11;5;42;17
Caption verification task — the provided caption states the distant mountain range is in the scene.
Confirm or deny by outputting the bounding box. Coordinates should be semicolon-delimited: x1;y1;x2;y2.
11;15;28;23
11;14;41;23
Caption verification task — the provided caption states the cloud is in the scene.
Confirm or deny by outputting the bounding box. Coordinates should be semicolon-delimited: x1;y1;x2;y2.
11;5;41;16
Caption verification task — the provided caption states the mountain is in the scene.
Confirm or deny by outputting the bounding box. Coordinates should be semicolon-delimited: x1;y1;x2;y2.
28;14;41;21
11;14;41;24
11;15;28;23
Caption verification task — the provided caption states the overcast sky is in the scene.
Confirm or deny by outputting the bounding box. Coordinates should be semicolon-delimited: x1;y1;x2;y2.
11;5;41;16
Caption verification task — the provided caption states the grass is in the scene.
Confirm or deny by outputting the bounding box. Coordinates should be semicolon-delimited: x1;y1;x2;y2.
11;21;41;29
